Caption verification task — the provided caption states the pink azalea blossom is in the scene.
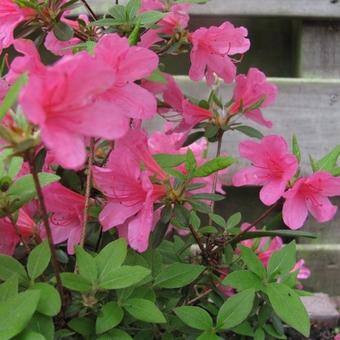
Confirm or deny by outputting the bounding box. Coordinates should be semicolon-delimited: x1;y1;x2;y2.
0;79;8;102
0;0;35;53
95;34;159;136
140;0;164;12
189;21;250;85
43;182;86;254
292;259;311;280
139;3;190;48
19;52;120;169
233;135;298;206
283;171;340;229
0;209;35;255
229;68;278;128
93;132;166;252
6;39;45;83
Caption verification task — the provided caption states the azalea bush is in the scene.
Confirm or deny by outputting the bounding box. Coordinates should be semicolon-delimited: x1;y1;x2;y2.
0;0;340;339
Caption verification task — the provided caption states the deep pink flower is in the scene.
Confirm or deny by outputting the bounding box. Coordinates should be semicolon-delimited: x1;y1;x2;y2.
233;135;298;205
292;259;311;280
0;0;35;53
43;183;86;254
229;68;278;128
189;21;250;85
93;132;166;252
283;171;340;229
95;34;159;136
19;52;119;169
0;79;8;102
0;209;35;255
6;39;45;83
140;0;164;12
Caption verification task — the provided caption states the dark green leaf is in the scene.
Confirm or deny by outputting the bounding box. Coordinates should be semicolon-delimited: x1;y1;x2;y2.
216;289;255;329
68;317;95;337
27;240;50;280
124;298;166;323
97;329;132;340
209;213;226;228
154;263;205;288
231;321;254;336
98;265;151;290
194;157;235;177
183;131;205;147
173;306;213;330
53;22;74;41
26;313;54;340
234;125;264;139
96;302;124;334
265;283;310;337
239;245;266;278
226;212;242;229
236;229;317;241
254;327;265;340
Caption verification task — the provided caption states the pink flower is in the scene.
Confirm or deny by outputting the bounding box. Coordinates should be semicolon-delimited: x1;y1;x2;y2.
95;34;159;136
0;209;35;255
43;183;86;254
0;79;8;102
292;259;311;280
233;135;298;205
283;171;340;229
6;39;45;83
140;3;191;48
140;0;164;12
229;68;278;128
19;52;119;169
0;0;35;52
93;132;166;252
189;21;250;85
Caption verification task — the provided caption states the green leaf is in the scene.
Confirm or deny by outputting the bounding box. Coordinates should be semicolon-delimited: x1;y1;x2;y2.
7;173;59;213
209;213;226;228
26;313;54;340
185;148;197;173
68;317;94;337
96;239;127;276
267;241;296;278
108;4;127;20
265;283;310;337
231;321;254;336
0;290;40;339
254;327;265;340
263;323;287;339
128;18;141;45
315;145;340;174
126;0;141;19
236;229;317;241
98;265;151;290
234;125;264;139
0;255;27;283
145;68;167;84
15;330;45;339
27;240;51;280
189;210;201;229
97;329;132;340
193;157;235;177
190;193;225;201
173;306;213;330
226;212;242;229
217;289;255;329
137;11;166;25
75;246;97;283
222;270;265;291
30;283;61;317
0;276;18;302
292;135;301;162
124;298;166;323
96;302;124;334
53;21;74;41
239;245;266;278
154;263;205;288
153;153;187;168
60;273;92;292
0;74;27;121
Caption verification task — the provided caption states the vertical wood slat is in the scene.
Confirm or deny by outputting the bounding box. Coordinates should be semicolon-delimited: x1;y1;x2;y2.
299;21;340;78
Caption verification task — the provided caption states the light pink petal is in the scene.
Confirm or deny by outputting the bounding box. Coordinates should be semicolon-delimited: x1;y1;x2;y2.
260;179;287;205
99;201;141;231
207;54;236;83
138;29;163;49
189;49;207;82
232;166;267;187
238;140;266;164
244;109;273;128
307;195;338;224
67;227;81;255
283;194;308;230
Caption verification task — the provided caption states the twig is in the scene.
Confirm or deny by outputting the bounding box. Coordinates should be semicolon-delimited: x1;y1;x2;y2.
187;288;212;305
79;138;95;248
26;151;65;306
79;0;98;20
8;214;31;253
188;224;209;263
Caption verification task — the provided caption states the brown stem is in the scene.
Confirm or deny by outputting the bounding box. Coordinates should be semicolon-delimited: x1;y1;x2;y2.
188;224;209;263
26;152;65;304
79;138;95;248
187;288;212;305
208;131;224;225
8;214;31;253
79;0;98;20
225;202;280;246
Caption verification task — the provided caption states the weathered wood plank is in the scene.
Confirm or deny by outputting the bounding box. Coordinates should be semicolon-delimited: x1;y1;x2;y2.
145;77;340;177
86;0;340;18
299;21;340;78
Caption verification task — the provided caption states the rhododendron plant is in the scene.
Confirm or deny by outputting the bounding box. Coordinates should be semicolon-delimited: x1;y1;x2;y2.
0;0;339;339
